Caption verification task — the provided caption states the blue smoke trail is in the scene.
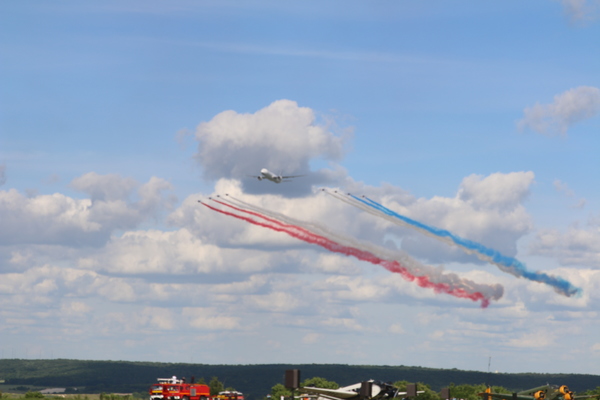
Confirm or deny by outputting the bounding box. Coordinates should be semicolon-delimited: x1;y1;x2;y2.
348;194;581;297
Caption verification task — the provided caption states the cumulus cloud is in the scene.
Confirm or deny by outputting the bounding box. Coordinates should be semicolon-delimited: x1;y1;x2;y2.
194;99;350;196
70;172;137;202
518;86;600;135
530;224;600;268
557;0;600;22
3;162;596;364
79;228;282;276
0;173;174;247
183;307;241;331
458;172;535;211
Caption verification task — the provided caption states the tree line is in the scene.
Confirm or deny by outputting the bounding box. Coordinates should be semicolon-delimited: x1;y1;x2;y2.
1;360;599;399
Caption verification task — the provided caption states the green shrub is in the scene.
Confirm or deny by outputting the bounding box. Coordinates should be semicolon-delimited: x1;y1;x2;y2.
24;392;44;399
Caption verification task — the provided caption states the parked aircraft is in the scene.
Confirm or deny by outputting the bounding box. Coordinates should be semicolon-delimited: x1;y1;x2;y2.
301;380;423;400
479;385;597;400
249;168;304;183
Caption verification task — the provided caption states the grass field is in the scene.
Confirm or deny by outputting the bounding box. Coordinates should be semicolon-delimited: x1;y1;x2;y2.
0;387;140;400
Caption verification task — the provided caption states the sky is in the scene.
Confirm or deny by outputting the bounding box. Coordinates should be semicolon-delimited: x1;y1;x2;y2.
1;0;600;378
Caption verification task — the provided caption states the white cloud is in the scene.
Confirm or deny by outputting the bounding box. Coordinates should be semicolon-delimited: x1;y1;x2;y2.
518;86;600;135
321;317;365;332
71;172;137;202
317;276;391;302
193;99;350;196
60;301;92;317
506;331;557;348
300;253;363;275
0;189;100;245
0;174;173;247
530;225;600;268
388;323;405;334
139;307;177;330
554;179;575;197
183;307;241;331
457;172;535;211
557;0;600;22
373;172;535;262
245;292;301;313
79;228;269;275
0;163;6;186
553;179;586;209
302;332;321;344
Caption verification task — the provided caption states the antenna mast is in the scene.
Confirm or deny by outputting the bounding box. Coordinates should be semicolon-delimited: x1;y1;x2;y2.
485;356;492;390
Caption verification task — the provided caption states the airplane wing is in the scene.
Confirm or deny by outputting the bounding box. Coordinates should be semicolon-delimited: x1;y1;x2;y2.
519;387;551;396
301;383;422;400
300;387;359;400
479;393;540;400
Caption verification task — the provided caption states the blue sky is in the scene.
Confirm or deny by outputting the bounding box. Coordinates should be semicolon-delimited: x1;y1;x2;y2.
2;0;600;377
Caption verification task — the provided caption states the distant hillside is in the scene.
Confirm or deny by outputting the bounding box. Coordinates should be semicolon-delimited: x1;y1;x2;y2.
0;360;598;399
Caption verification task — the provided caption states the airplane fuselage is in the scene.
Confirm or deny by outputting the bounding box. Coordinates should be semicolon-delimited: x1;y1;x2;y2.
259;168;284;183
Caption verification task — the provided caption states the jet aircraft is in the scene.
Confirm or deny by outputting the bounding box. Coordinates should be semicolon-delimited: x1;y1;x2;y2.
301;380;423;400
249;168;304;184
479;385;597;400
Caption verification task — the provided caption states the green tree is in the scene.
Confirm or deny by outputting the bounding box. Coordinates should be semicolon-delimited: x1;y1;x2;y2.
271;383;291;399
446;384;510;400
300;378;338;390
583;387;600;398
488;386;511;395
210;377;225;396
448;383;486;400
393;380;439;400
24;392;44;399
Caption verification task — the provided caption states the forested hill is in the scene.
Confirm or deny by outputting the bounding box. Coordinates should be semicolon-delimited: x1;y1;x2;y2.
1;360;599;399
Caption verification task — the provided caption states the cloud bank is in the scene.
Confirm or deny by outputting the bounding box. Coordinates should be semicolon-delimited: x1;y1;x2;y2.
2;100;599;369
0;174;173;247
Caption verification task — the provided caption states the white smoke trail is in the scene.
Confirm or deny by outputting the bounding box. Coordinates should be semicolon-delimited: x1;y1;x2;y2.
322;190;581;297
218;195;504;303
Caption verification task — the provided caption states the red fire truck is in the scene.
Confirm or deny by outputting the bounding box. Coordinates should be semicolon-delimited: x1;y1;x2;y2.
149;377;210;400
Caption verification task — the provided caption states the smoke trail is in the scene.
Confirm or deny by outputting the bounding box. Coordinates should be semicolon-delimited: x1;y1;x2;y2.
200;198;503;307
323;190;580;297
217;195;503;304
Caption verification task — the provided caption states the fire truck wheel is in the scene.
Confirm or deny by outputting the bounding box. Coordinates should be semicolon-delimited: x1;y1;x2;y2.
182;396;189;400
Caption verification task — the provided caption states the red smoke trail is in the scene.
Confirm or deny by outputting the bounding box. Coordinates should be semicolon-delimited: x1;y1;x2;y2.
201;200;489;307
